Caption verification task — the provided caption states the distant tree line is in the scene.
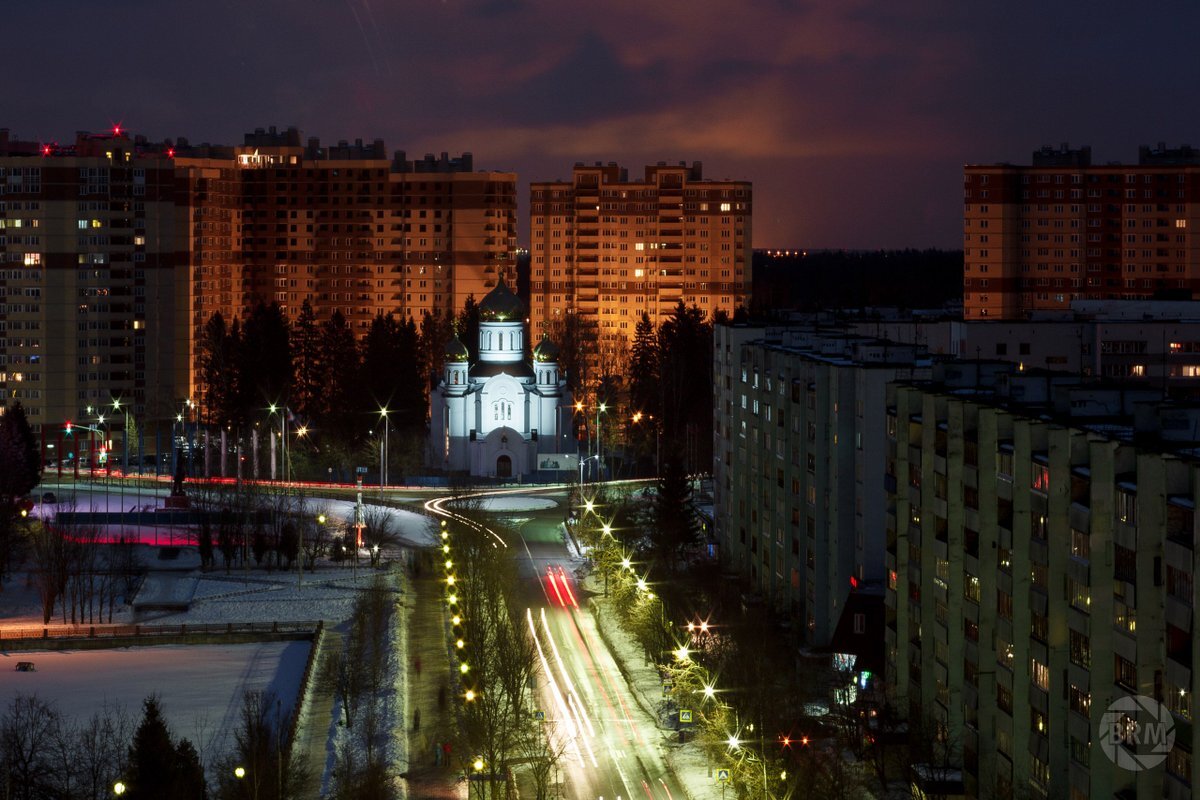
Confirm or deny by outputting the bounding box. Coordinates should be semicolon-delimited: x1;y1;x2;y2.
1;690;305;800
750;249;963;313
546;301;724;479
197;301;482;480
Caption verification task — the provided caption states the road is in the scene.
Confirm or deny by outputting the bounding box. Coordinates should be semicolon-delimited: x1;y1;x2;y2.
429;486;687;800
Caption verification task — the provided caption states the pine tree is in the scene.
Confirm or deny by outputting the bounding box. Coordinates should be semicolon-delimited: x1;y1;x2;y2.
0;402;39;587
657;302;713;473
292;300;322;423
198;313;236;426
125;696;180;799
235;303;292;426
627;313;660;473
317;311;362;447
652;457;700;572
456;295;481;364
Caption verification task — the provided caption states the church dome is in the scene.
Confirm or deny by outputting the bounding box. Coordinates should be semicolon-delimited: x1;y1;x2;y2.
444;335;469;362
479;278;525;322
533;334;560;362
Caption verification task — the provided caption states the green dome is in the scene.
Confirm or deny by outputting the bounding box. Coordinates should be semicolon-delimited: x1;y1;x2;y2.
479;278;525;322
533;334;560;362
445;335;469;362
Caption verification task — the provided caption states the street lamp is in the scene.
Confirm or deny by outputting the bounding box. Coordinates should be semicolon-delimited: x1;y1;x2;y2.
112;397;131;475
378;406;390;492
113;781;126;796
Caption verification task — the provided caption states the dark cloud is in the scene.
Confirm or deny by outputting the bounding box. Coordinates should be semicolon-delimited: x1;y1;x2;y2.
4;1;1199;247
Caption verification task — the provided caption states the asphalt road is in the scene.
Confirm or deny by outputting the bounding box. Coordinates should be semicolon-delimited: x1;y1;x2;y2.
438;488;687;800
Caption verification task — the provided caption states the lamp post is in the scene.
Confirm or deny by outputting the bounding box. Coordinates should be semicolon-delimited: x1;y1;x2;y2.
378;406;390;493
595;401;607;481
112;397;131;475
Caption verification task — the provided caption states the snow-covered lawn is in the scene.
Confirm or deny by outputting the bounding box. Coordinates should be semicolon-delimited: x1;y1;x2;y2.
0;641;308;770
461;496;558;512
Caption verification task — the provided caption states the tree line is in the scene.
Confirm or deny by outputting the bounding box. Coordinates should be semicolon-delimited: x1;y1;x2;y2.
197;301;469;480
1;690;304;800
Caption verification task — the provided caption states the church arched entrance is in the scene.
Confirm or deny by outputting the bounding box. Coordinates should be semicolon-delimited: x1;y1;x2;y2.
496;455;512;478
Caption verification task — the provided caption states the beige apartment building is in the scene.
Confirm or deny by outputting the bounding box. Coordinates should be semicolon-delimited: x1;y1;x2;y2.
530;162;751;364
888;363;1199;799
713;322;929;645
964;144;1200;320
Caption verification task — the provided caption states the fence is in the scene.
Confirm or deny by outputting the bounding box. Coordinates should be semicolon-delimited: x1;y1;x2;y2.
0;620;320;642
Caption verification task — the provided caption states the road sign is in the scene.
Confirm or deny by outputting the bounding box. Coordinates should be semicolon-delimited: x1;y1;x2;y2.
717;768;730;782
679;709;693;723
533;710;545;721
355;466;368;474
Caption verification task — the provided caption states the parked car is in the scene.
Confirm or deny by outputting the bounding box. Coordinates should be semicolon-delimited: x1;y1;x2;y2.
14;662;35;672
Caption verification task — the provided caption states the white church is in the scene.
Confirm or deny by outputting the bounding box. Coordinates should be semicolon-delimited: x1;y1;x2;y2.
427;280;574;479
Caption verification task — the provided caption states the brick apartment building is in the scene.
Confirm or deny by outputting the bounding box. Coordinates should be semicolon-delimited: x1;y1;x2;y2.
0;125;516;455
530;162;751;372
964;144;1200;320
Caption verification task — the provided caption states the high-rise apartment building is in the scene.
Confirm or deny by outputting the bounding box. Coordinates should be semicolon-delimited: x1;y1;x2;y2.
888;363;1199;799
0;128;188;450
0;125;517;455
178;127;516;400
964;144;1200;320
530;162;751;365
713;322;929;645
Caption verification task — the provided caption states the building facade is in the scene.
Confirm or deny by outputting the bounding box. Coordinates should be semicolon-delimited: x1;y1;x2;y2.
964;144;1200;320
428;280;572;478
0;128;188;457
887;363;1199;799
848;301;1200;386
713;323;929;645
530;162;751;369
0;125;517;458
178;127;516;406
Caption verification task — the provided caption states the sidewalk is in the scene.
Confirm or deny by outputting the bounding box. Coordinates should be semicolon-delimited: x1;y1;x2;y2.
401;563;463;799
293;626;342;798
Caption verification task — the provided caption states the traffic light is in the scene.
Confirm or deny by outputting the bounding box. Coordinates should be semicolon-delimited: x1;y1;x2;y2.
64;420;73;437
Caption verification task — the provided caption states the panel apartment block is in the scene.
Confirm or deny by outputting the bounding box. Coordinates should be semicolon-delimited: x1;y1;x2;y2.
530;162;751;360
887;363;1200;799
964;144;1200;320
0;128;188;438
713;323;929;645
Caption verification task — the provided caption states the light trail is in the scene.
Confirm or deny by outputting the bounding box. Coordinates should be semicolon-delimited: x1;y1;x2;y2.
526;609;585;766
546;566;567;607
423;495;507;548
556;565;579;608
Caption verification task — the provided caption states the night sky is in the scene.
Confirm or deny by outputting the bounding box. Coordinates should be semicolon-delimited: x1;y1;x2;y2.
8;1;1200;248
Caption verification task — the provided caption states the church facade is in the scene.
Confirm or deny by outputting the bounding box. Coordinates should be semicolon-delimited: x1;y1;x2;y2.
427;281;573;478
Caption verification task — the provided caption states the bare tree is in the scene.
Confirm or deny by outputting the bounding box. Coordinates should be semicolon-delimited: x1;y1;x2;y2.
1;693;62;799
212;690;307;800
70;701;136;800
358;505;401;567
516;718;571;800
454;513;538;790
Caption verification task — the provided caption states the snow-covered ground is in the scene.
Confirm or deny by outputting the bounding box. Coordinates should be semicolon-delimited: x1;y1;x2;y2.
27;484;436;549
0;641;308;771
459;496;559;513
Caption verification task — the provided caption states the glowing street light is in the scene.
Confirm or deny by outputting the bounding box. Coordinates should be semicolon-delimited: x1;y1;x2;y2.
234;766;246;779
113;781;127;796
